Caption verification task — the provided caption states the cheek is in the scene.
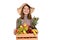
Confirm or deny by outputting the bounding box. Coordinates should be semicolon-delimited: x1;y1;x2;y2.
27;10;29;13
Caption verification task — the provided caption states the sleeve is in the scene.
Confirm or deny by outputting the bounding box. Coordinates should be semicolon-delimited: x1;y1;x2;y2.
16;19;18;29
16;18;22;29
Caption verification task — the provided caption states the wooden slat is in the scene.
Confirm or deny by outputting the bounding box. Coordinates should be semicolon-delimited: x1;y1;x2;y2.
16;37;37;39
16;33;38;37
16;34;38;40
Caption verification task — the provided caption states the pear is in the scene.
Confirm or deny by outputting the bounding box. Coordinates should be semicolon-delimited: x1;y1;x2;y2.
23;23;27;27
20;25;23;28
23;30;27;34
24;26;28;31
17;26;23;34
23;23;28;31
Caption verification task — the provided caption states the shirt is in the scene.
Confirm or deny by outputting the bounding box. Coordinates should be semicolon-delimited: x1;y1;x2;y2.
21;15;32;26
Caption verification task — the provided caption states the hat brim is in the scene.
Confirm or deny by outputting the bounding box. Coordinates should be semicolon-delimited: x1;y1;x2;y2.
17;3;35;15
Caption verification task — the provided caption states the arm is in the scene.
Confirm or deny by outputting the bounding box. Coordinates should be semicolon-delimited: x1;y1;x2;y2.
16;18;22;29
16;19;18;29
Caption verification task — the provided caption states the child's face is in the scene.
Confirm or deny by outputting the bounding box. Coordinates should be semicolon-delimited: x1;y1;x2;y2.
23;6;30;15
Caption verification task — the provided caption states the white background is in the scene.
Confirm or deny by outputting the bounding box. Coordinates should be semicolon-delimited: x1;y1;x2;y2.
0;0;60;40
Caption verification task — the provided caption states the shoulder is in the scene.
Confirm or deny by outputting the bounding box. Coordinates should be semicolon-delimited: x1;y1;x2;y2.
17;17;21;20
16;17;22;22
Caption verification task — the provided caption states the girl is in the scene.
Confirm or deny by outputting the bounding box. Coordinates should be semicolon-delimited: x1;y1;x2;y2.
14;3;37;35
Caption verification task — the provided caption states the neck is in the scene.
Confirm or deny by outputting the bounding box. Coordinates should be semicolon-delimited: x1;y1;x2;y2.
24;14;28;19
24;14;27;16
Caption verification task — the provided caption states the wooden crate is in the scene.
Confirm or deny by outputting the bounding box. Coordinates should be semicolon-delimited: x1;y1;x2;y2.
16;34;38;40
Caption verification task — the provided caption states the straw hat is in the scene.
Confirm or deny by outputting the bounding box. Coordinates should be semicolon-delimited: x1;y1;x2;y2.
17;3;35;15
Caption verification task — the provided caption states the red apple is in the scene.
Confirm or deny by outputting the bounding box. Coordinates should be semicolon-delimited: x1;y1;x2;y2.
16;29;19;33
27;28;33;33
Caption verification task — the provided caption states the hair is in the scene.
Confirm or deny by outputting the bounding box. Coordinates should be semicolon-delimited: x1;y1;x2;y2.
20;4;32;19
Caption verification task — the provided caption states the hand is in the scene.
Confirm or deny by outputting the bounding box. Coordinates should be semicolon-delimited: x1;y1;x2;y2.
13;29;16;35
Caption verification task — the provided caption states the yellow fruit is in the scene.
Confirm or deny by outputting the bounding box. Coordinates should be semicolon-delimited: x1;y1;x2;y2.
23;23;27;27
33;29;38;33
23;30;27;34
20;25;23;28
32;29;37;35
